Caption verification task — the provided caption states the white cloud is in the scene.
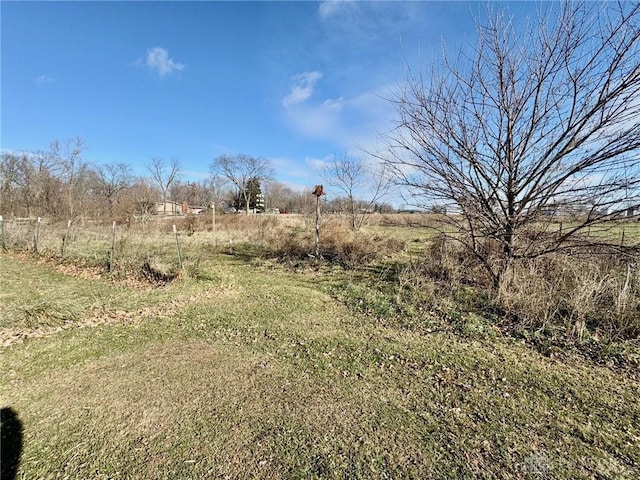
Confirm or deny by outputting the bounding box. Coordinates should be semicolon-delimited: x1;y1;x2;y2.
287;99;342;139
36;74;55;86
138;47;185;77
305;155;333;171
269;156;309;179
283;71;323;108
264;157;321;189
318;0;422;47
318;0;354;20
322;98;343;112
283;83;399;154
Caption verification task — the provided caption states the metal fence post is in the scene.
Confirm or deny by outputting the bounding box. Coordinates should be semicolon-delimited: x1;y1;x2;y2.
173;224;183;269
109;221;117;272
0;215;5;250
33;217;41;254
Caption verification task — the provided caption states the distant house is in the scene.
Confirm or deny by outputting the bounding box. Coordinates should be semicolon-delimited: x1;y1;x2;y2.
154;201;183;215
593;204;638;218
154;201;207;216
187;205;206;215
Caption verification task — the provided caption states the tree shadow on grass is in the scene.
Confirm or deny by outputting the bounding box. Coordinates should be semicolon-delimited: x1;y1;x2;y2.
1;407;23;480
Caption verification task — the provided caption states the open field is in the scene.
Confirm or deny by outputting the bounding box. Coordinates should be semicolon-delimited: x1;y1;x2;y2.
1;215;639;479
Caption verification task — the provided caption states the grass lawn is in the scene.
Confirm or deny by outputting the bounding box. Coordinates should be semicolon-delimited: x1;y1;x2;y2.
1;251;639;479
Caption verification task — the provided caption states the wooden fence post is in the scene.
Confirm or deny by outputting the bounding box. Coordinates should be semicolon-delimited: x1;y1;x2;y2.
315;195;320;260
212;202;217;246
312;185;325;262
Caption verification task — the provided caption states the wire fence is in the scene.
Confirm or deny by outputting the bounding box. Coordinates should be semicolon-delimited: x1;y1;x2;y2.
0;216;219;276
0;214;311;276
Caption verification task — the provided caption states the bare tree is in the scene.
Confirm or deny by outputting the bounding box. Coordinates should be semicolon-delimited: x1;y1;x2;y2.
0;153;23;217
1;152;55;218
262;179;291;213
93;163;134;218
118;179;158;221
49;138;92;220
196;175;226;212
3;141;133;221
147;157;181;215
210;154;273;214
16;152;58;218
322;153;393;230
383;2;640;288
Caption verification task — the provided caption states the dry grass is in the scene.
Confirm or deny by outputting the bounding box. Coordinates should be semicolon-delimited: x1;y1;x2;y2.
497;254;640;340
262;220;404;267
413;234;640;344
2;251;639;478
0;214;408;273
2;216;636;347
336;233;639;375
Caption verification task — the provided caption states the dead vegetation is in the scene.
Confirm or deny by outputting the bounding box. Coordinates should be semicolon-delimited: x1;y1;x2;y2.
2;247;639;479
1;214;638;367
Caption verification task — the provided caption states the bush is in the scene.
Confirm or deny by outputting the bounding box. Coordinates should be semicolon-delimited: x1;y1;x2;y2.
408;236;639;341
140;257;179;285
334;236;639;368
267;221;405;268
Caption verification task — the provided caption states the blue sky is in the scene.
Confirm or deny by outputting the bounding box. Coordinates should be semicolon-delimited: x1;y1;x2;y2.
1;1;527;190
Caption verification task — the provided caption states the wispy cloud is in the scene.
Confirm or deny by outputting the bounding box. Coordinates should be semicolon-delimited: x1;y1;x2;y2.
262;156;322;190
283;71;323;108
35;74;55;86
316;0;439;74
283;82;398;154
137;47;185;77
269;156;312;182
318;0;355;20
305;155;333;171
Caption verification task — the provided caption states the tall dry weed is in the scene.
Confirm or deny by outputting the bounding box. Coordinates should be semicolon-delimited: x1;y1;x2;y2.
260;218;405;267
496;254;639;340
404;236;639;342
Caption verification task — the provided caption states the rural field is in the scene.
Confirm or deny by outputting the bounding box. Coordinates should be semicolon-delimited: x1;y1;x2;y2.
1;214;639;479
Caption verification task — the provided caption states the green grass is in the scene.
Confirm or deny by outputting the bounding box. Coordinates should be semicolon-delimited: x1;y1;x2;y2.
0;254;178;331
2;250;639;479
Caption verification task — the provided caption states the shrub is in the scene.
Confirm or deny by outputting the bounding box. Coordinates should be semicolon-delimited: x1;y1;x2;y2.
407;236;639;341
140;257;179;285
267;220;405;268
335;235;638;368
